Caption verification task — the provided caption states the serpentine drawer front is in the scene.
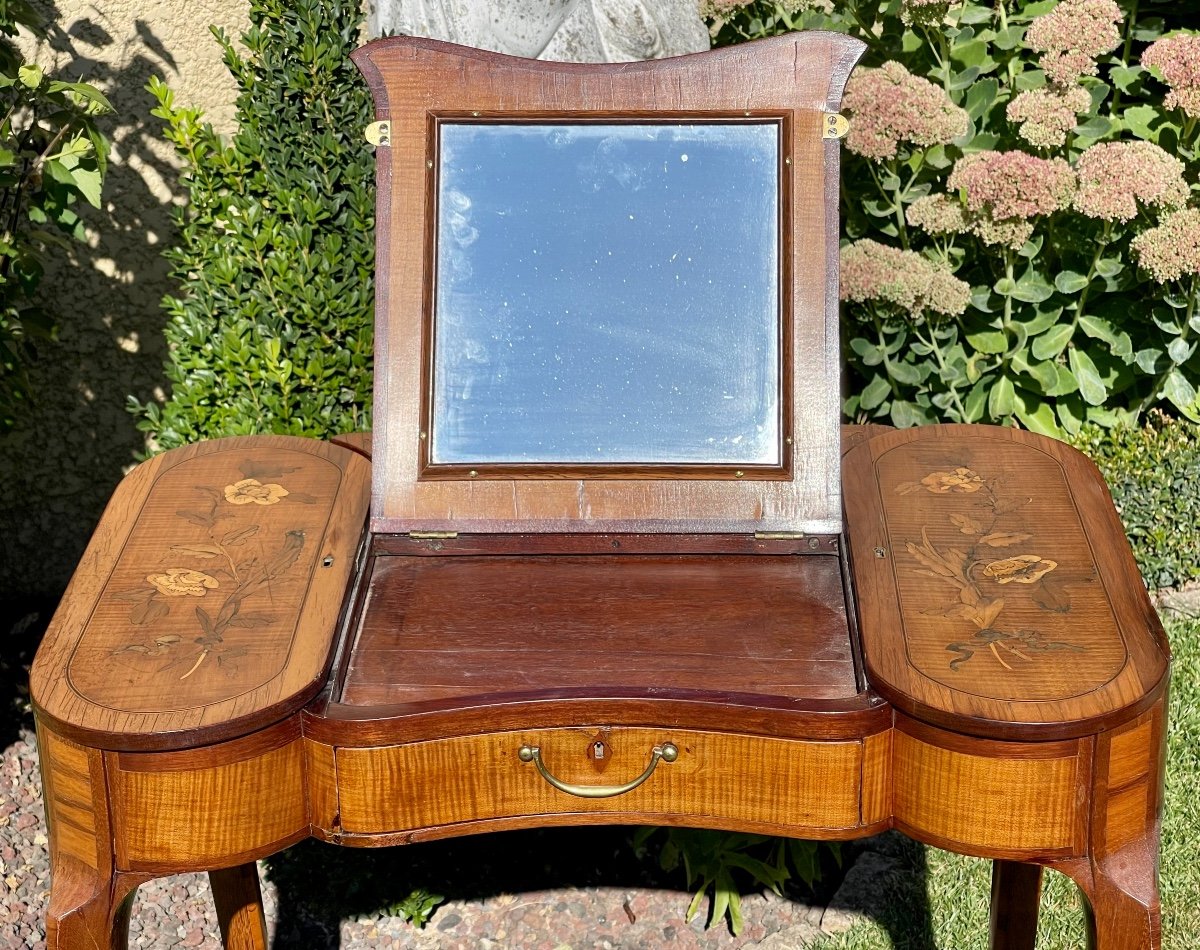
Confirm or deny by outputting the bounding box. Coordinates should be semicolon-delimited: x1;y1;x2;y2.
332;728;868;837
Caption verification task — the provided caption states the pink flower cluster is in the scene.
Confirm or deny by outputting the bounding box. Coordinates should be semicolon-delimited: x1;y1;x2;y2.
841;239;971;318
1074;141;1189;222
946;150;1075;247
1006;86;1092;148
1026;0;1123;86
1131;209;1200;283
906;194;969;235
1142;33;1200;119
900;0;952;27
843;61;969;161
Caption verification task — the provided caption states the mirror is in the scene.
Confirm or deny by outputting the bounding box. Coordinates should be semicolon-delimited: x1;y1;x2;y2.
431;121;781;467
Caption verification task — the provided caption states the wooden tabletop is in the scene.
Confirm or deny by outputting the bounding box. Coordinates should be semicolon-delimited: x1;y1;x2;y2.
31;436;370;751
843;424;1169;740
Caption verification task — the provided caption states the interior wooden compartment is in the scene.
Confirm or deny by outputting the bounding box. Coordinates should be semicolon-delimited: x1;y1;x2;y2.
336;551;860;709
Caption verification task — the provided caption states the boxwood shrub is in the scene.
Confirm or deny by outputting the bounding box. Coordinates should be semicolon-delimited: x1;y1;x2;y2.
1075;413;1200;590
132;0;374;449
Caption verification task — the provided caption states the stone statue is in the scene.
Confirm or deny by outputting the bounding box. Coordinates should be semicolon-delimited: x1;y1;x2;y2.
369;0;711;63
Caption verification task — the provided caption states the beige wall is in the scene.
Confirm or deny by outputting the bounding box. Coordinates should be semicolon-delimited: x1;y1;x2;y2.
1;1;250;597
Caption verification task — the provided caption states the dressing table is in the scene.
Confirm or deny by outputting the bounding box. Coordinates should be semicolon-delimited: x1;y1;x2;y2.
32;33;1169;949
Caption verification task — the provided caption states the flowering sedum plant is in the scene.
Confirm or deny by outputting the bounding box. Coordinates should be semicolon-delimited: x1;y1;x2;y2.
705;0;1200;434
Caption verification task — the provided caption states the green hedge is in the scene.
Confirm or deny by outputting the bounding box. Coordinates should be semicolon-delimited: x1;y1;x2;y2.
132;0;373;449
1075;413;1200;589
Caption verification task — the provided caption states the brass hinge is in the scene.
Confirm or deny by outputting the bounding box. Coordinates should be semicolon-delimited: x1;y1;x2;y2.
365;120;391;146
408;530;458;540
754;531;807;540
822;113;849;139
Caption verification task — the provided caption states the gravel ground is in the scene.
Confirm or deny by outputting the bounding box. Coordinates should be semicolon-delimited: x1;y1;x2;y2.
0;724;909;949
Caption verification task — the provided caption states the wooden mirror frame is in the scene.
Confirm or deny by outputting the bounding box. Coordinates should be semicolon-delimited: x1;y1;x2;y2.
352;33;865;536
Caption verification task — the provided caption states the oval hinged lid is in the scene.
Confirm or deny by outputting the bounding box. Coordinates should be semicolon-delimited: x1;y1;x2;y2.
32;435;370;751
843;424;1169;741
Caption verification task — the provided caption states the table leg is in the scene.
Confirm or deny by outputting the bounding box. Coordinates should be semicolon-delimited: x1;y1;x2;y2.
212;862;270;950
989;860;1041;950
45;856;141;950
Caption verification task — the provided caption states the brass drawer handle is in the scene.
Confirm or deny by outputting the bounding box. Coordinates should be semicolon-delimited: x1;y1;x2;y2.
517;742;679;799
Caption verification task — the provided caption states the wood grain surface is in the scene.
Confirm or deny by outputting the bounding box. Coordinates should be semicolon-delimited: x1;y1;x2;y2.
31;435;370;751
843;424;1169;740
338;552;858;708
334;726;865;838
351;33;864;536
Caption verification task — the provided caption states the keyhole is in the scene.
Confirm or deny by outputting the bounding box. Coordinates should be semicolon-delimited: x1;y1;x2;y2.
592;741;606;760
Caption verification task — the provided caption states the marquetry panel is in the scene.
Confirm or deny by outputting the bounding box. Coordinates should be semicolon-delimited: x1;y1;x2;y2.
31;435;370;751
845;424;1169;740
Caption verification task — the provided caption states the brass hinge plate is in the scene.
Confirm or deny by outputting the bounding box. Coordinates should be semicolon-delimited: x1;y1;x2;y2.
408;530;458;540
822;113;849;139
754;531;807;540
365;120;391;146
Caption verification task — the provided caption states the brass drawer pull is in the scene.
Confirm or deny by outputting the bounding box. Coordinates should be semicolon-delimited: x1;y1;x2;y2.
517;742;679;799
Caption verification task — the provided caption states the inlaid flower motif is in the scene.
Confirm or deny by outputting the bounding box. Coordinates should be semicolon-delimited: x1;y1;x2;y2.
224;478;289;506
146;568;219;597
920;468;984;494
983;555;1058;585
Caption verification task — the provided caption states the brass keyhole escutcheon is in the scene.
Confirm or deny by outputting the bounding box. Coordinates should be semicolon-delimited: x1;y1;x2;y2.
592;740;606;760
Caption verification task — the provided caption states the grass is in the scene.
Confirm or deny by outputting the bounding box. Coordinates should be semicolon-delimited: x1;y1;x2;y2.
824;617;1200;950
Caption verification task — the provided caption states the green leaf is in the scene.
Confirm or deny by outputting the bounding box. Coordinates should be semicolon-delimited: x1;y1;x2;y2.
1135;348;1163;375
1074;116;1113;140
1023;359;1060;395
1095;257;1123;278
889;360;923;385
1168;337;1195;365
1016;306;1063;337
17;63;42;89
1122;104;1160;141
967;329;1008;354
1078;315;1133;361
1054;271;1089;294
1015;399;1063;438
988;374;1015;418
950;66;982;91
1031;324;1073;360
889;400;923;428
964;78;999;120
1162;369;1200;422
1109;65;1143;94
1069;347;1107;405
1056;396;1085;436
859;374;890;410
1013;276;1054;303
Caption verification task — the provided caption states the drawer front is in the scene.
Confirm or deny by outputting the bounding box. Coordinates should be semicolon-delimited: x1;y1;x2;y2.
336;727;864;836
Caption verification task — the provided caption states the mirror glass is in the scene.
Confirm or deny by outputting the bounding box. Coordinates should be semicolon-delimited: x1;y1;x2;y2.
431;121;780;466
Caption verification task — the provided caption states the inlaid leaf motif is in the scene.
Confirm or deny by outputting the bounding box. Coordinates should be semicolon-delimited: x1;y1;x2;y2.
950;513;982;535
896;464;1081;672
978;531;1033;547
170;543;225;559
220;525;260;546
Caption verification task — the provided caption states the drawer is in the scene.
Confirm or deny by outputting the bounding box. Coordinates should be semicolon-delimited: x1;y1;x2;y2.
335;727;865;836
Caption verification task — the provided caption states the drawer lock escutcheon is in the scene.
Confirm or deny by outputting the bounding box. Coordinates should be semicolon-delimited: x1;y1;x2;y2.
517;742;678;799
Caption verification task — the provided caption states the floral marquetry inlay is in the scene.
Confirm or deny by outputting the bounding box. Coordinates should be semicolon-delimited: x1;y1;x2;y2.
65;446;348;714
872;437;1128;705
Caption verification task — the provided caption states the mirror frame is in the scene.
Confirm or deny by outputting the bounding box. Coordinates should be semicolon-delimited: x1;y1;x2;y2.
353;33;864;535
423;116;789;480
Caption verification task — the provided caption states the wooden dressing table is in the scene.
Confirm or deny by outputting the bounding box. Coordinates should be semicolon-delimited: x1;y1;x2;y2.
32;33;1169;949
